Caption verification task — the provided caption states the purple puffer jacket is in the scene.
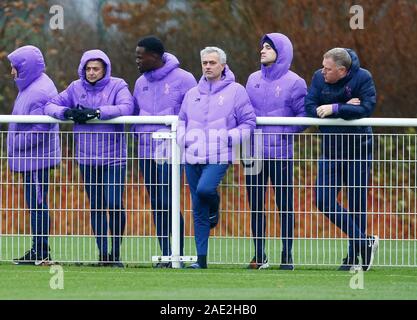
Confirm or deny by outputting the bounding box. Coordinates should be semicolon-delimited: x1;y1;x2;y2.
44;50;134;166
7;45;61;172
132;52;196;158
246;33;307;159
178;66;256;164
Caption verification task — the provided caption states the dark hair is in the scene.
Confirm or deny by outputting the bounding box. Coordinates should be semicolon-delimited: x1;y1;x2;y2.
263;37;278;54
85;58;106;70
137;36;165;57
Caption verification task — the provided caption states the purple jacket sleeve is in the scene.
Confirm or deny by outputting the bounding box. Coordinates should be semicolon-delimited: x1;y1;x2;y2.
176;92;189;150
132;79;140;116
288;78;308;133
97;80;134;120
174;73;197;115
14;99;51;150
44;84;75;120
228;86;256;146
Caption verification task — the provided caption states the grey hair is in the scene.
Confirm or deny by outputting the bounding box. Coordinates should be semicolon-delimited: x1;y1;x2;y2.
323;48;352;69
200;46;227;64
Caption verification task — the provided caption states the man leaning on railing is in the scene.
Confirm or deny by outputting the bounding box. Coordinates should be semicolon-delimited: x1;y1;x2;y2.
44;49;134;268
305;47;379;271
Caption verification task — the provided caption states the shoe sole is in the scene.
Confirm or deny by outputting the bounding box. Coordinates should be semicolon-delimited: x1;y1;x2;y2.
364;236;379;271
13;261;35;265
279;265;295;271
34;258;53;266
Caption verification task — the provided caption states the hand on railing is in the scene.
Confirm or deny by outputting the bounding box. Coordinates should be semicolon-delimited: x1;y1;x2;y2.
63;106;99;124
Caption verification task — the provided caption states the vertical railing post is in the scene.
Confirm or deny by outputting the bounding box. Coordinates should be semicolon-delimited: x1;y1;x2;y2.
170;119;181;268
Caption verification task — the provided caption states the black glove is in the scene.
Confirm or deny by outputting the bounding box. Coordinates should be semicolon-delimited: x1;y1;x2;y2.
72;107;99;124
64;108;77;120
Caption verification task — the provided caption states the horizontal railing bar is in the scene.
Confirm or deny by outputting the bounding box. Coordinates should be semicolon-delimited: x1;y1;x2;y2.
2;115;417;127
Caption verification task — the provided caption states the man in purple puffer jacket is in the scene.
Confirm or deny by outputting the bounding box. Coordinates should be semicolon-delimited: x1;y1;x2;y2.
7;45;61;265
179;47;256;269
245;33;307;270
45;49;134;267
133;36;196;267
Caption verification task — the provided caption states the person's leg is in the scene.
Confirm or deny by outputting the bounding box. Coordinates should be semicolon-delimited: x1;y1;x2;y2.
80;165;107;259
104;164;126;263
139;159;166;255
347;155;371;261
271;160;294;268
156;162;185;257
316;158;366;258
245;160;268;265
185;163;229;268
24;168;50;258
185;164;205;267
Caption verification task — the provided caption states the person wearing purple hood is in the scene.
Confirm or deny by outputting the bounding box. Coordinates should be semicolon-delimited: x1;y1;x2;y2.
178;47;256;269
45;49;134;267
7;45;61;265
133;36;197;268
245;33;307;270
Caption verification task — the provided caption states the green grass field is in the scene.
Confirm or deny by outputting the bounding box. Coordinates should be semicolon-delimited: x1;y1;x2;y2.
1;236;416;300
0;263;416;300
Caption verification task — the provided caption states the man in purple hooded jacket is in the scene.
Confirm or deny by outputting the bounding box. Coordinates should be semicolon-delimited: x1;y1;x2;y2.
45;49;134;267
179;47;256;269
7;45;61;265
245;33;307;270
133;36;196;267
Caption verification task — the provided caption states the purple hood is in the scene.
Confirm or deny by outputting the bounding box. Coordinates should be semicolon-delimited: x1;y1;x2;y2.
8;45;46;92
261;33;293;80
7;45;61;172
44;49;134;166
246;33;307;159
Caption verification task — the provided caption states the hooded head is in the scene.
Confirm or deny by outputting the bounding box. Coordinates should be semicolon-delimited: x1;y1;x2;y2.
78;49;111;90
7;45;45;91
260;33;293;80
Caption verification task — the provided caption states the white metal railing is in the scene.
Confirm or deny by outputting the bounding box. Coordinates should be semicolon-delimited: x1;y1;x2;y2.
1;115;416;268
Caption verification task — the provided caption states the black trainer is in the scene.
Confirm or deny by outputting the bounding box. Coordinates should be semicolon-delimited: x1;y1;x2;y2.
187;262;207;269
13;249;37;265
13;249;52;266
247;255;269;270
109;254;124;268
98;254;110;267
338;255;359;271
361;235;379;271
154;262;172;268
279;252;294;271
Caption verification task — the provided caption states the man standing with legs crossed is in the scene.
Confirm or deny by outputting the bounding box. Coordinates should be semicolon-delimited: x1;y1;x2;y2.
305;47;379;271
